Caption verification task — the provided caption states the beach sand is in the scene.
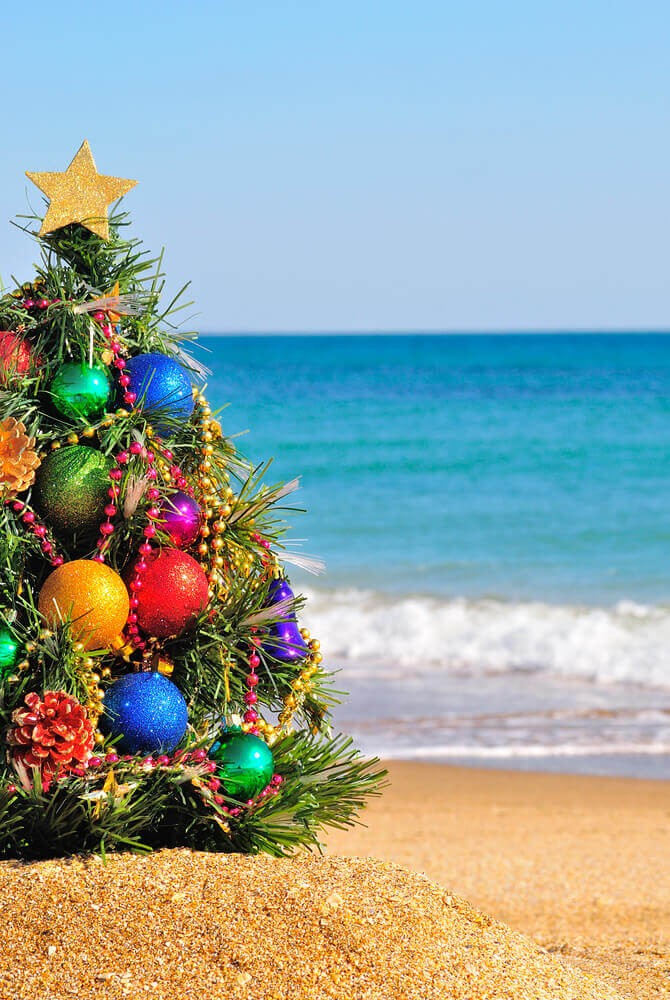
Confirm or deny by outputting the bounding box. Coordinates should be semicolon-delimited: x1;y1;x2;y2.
326;762;670;998
0;850;623;999
0;764;666;998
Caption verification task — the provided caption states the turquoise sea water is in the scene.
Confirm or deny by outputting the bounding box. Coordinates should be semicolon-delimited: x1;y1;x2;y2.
203;334;670;776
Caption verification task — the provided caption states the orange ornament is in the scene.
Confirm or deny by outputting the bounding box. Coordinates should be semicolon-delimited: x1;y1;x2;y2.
38;560;129;650
0;417;41;497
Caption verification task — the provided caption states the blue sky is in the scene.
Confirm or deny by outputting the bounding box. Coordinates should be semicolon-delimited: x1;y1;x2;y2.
1;1;668;332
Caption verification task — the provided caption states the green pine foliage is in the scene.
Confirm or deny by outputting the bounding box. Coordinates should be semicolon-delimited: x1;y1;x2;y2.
0;205;385;860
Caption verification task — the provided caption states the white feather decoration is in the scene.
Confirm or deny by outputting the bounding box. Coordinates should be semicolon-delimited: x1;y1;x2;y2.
278;550;326;575
172;340;212;381
73;293;147;316
123;475;149;518
243;598;295;626
228;478;302;524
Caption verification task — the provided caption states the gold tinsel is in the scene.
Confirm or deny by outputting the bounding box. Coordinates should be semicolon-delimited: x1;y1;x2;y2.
0;417;41;496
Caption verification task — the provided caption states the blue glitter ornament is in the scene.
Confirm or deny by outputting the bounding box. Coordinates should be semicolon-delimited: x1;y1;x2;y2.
124;352;194;436
263;578;308;662
100;672;188;755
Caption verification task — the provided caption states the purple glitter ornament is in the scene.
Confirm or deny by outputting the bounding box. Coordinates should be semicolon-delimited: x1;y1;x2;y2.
263;578;308;662
156;490;201;548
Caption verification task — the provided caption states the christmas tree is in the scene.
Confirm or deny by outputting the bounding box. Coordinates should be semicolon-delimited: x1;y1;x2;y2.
0;141;384;860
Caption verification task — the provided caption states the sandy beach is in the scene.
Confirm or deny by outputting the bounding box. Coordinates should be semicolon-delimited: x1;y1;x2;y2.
326;762;670;998
0;764;666;998
0;850;624;999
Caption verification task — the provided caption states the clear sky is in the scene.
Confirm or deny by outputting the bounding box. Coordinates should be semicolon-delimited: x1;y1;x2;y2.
1;1;668;332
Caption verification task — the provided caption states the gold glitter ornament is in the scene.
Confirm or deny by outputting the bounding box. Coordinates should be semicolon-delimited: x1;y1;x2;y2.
38;560;129;651
0;417;41;496
26;140;137;241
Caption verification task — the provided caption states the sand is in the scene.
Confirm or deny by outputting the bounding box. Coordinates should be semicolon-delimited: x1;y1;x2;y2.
326;762;670;999
0;850;622;1000
0;763;666;998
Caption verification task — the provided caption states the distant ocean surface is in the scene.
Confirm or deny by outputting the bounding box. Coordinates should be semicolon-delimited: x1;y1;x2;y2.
203;333;670;778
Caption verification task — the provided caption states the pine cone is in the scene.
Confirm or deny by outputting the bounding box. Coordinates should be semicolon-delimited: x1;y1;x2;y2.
7;690;94;788
0;417;41;497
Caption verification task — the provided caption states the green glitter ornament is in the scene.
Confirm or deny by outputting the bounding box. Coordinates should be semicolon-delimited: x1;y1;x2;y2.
209;731;274;800
0;628;19;675
49;362;111;420
34;446;113;535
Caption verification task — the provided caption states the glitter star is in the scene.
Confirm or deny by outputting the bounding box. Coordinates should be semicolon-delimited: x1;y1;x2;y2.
26;140;137;241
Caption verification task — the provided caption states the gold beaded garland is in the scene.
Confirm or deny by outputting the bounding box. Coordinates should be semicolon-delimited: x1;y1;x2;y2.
70;641;105;723
275;636;324;733
47;409;124;455
187;390;240;602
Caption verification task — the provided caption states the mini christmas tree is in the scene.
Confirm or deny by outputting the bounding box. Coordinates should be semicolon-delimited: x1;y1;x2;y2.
0;141;384;860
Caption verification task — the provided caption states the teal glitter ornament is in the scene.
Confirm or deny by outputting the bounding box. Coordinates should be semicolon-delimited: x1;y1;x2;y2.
49;362;111;420
35;446;113;534
0;628;19;675
209;731;274;801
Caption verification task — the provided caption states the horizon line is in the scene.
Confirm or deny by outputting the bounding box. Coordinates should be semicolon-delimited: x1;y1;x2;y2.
197;328;670;336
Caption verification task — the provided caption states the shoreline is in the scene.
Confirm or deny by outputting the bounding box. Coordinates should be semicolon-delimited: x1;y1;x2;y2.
365;751;670;780
326;761;670;999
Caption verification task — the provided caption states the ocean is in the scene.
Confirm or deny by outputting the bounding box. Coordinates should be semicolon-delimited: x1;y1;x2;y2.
203;333;670;778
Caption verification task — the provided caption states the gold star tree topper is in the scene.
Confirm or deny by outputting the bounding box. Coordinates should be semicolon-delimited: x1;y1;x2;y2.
26;140;137;241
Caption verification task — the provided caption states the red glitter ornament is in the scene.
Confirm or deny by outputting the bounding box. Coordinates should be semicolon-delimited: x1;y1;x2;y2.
7;691;94;789
129;548;209;638
0;332;34;386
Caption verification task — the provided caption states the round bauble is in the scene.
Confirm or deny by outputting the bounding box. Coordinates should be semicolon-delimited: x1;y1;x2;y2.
0;627;19;675
156;490;201;548
38;560;129;650
34;446;113;534
129;548;208;638
0;332;35;386
124;353;194;437
49;362;111;419
263;578;308;662
209;731;274;800
100;671;188;755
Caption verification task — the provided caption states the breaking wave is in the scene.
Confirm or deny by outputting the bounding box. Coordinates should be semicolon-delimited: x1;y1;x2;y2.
301;588;670;689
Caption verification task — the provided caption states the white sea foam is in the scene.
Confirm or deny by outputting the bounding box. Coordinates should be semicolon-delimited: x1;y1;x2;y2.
300;587;670;689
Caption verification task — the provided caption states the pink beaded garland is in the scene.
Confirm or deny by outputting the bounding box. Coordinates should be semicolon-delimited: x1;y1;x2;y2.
3;497;63;567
